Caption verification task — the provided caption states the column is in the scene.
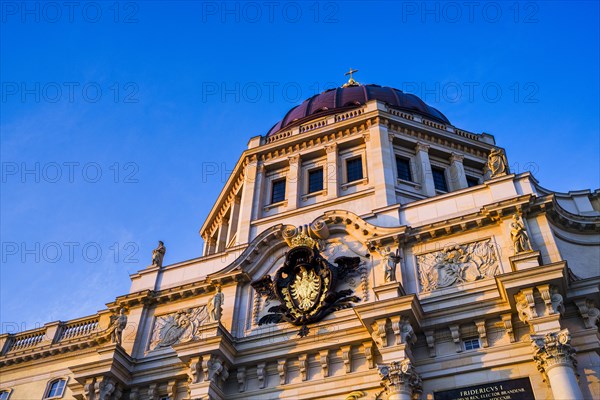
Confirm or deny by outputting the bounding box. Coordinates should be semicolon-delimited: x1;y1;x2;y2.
287;155;300;210
531;329;583;400
325;143;338;199
236;156;264;245
216;218;229;252
449;152;468;190
378;359;422;400
366;122;396;208
415;142;435;197
376;316;421;400
226;196;241;246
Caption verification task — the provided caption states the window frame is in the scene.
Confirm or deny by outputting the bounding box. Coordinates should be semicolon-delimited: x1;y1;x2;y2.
307;166;325;194
0;389;13;400
395;156;413;183
43;378;68;400
344;155;364;184
466;175;480;187
431;166;449;193
270;178;287;205
463;337;481;351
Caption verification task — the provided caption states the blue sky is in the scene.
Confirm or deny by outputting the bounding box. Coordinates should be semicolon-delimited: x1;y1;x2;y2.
1;1;599;333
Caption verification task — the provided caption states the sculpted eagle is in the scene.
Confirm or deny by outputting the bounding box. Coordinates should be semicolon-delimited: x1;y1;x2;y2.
290;266;320;311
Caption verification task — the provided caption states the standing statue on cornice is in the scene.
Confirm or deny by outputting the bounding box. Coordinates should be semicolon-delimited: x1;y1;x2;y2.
378;247;401;283
510;215;533;254
207;286;224;322
486;148;509;178
152;240;166;268
109;308;127;345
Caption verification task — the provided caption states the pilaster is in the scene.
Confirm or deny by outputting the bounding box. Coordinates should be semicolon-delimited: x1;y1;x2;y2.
366;122;396;208
287;154;300;210
449;152;468;190
415;142;435;197
325;143;339;199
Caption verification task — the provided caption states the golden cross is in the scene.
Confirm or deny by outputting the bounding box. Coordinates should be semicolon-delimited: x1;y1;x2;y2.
345;68;359;80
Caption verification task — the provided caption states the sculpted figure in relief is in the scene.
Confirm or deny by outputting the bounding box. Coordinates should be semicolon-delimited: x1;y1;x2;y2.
152;240;166;268
149;306;208;350
110;308;127;345
207;286;224;322
510;215;533;254
486;147;509;178
378;246;400;283
417;239;499;292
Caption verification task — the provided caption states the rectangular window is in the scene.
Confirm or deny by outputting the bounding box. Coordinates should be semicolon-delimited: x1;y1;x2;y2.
432;167;448;192
396;157;412;182
346;157;364;183
308;168;324;193
271;179;286;204
466;176;479;187
464;338;481;351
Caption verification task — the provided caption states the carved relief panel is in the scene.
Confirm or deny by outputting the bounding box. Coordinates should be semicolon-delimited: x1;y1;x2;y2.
416;239;500;293
148;305;209;351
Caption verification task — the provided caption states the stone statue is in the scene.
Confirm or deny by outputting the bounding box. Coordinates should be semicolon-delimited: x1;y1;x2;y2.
110;308;127;345
486;148;509;178
510;215;533;254
152;240;166;268
207;286;224;322
378;247;400;283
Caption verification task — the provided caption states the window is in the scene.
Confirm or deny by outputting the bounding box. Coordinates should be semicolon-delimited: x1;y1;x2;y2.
466;176;479;187
464;338;481;351
0;391;11;400
308;168;324;193
432;167;448;192
271;179;286;204
396;157;412;182
45;379;66;399
346;157;363;183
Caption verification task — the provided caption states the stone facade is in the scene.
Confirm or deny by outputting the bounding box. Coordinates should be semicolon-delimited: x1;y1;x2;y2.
1;82;599;400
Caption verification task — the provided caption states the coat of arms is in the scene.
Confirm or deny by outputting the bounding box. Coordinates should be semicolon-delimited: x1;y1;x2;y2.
252;241;361;337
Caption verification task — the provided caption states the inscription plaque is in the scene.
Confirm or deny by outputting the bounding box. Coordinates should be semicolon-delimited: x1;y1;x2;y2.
434;377;535;400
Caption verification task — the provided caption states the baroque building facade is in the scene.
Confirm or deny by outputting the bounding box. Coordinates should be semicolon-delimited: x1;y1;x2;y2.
1;77;599;400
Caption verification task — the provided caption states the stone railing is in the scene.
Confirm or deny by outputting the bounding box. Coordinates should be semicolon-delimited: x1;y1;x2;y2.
387;108;414;121
58;317;100;342
299;117;327;133
265;130;293;144
454;128;480;141
4;330;45;353
422;118;447;131
1;314;106;356
334;108;363;122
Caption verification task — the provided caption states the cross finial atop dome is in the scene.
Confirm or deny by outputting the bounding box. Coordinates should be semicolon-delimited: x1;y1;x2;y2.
342;68;360;87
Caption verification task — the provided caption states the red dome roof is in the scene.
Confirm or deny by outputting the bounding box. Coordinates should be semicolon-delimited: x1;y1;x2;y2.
267;84;450;136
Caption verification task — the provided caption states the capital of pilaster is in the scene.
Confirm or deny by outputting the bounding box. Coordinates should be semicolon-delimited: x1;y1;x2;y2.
288;154;300;165
325;143;337;153
415;142;430;153
531;329;578;379
378;358;422;399
450;152;464;163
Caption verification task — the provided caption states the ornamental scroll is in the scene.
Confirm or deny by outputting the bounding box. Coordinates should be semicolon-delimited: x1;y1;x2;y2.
417;239;499;293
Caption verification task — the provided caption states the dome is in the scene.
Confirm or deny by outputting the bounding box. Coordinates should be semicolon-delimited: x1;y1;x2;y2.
266;83;450;136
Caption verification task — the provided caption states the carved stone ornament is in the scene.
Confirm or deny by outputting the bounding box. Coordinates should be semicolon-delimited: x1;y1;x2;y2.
152;240;166;268
149;305;209;350
531;329;578;380
486;147;509;178
378;358;422;399
252;245;361;337
417;239;499;292
510;215;533;254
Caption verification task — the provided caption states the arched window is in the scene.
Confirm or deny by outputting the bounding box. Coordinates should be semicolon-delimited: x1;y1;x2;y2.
44;379;67;399
0;389;13;400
